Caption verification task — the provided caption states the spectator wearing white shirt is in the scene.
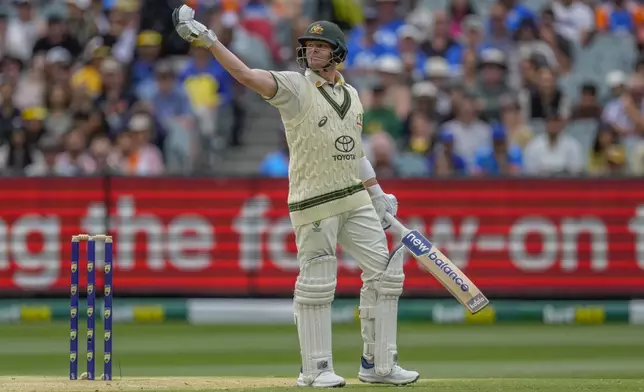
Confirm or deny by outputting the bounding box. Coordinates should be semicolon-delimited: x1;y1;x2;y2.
524;113;584;175
5;0;44;62
601;75;644;148
439;93;492;170
552;0;595;45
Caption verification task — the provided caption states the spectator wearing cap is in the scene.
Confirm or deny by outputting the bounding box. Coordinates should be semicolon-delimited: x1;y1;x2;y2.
602;74;644;147
131;30;162;88
552;0;595;45
346;7;392;77
54;128;96;175
45;47;74;86
604;70;627;103
500;97;533;149
362;83;403;140
71;45;111;97
424;57;453;119
471;48;515;122
448;0;477;39
0;82;22;144
0;124;39;175
587;124;626;175
420;10;461;60
396;25;427;83
472;123;523;176
520;65;570;120
439;93;492;170
404;82;440;141
571;83;602;120
44;84;73;141
66;0;100;47
21;106;46;145
427;130;467;176
113;114;164;176
32;13;82;58
523;113;584;176
5;0;45;62
90;2;138;64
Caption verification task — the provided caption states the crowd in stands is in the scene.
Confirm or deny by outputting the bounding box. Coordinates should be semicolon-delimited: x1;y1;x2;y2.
0;0;643;178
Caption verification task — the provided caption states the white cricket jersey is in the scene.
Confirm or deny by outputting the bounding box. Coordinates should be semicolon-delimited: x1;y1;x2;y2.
264;69;371;227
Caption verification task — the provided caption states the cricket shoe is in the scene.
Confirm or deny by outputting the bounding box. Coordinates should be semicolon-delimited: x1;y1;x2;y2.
358;356;419;385
297;367;346;388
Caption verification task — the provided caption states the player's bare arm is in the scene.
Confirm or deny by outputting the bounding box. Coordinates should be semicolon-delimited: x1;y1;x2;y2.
172;5;277;99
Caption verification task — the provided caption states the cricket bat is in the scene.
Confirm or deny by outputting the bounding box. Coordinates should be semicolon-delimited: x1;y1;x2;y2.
385;213;489;314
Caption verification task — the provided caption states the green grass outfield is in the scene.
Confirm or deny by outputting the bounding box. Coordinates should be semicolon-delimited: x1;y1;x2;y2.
1;323;643;391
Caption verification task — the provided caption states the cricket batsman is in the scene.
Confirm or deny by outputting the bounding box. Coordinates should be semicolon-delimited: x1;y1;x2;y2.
173;6;419;388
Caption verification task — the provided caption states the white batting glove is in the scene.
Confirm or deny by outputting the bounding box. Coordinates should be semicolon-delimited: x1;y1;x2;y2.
371;191;398;231
172;5;218;47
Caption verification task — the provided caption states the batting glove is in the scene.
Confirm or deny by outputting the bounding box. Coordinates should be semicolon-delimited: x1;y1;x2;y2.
371;193;398;230
172;5;218;47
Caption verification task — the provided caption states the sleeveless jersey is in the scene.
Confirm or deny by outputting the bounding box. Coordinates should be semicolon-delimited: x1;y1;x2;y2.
265;69;371;227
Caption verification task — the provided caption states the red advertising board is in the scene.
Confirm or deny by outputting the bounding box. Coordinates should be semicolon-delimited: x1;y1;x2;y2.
0;177;643;297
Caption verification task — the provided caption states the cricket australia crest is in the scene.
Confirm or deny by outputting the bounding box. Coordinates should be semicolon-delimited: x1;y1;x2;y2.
309;23;323;34
104;308;111;319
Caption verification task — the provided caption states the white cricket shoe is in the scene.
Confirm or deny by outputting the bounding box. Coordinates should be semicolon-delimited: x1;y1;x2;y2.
297;368;346;388
358;356;419;385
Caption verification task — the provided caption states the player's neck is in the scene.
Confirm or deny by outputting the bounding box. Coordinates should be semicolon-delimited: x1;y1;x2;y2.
314;67;337;84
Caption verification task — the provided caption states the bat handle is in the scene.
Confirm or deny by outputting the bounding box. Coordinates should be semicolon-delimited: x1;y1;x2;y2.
384;212;409;236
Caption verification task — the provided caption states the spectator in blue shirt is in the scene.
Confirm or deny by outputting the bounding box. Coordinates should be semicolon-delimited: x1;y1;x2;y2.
373;0;405;49
260;138;289;177
346;7;392;74
427;130;467;176
500;0;537;32
130;30;162;89
473;123;523;176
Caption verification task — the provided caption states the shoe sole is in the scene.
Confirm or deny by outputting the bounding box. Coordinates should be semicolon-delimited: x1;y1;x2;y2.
358;374;420;386
296;381;346;388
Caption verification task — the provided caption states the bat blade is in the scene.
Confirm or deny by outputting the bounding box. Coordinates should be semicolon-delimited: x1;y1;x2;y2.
400;229;489;314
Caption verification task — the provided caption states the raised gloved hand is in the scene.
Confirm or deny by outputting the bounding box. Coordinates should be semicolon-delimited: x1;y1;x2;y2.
371;192;398;230
172;5;218;47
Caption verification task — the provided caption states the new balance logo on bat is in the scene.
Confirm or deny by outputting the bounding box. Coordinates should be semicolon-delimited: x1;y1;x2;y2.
402;231;470;292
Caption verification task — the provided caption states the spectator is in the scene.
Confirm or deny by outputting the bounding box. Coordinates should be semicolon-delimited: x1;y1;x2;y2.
539;8;575;75
472;123;523;176
484;2;515;52
130;30;162;88
552;0;595;45
366;131;398;178
0;126;38;175
448;0;477;39
32;14;82;58
605;70;627;103
54;128;95;175
424;57;453;118
427;130;467;176
45;47;74;86
602;75;644;147
44;84;73;141
346;7;388;77
0;82;22;144
5;0;44;62
472;48;514;122
95;57;137;136
404;99;436;155
259;137;288;177
21;106;46;145
595;0;644;34
362;84;403;140
571;83;602;120
588;124;626;175
499;0;537;33
372;0;405;50
440;93;492;169
24;136;61;176
112;114;164;176
87;133;117;174
14;54;45;110
520;66;570;119
66;0;100;48
71;45;110;98
500;98;533;149
396;25;426;83
524;113;584;175
404;81;439;142
447;15;485;72
421;10;461;59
